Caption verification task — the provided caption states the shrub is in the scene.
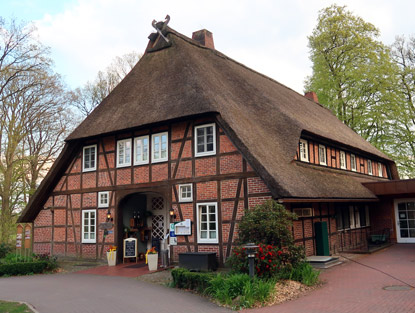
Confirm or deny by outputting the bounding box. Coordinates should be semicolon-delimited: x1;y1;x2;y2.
238;200;297;248
1;253;35;264
227;244;286;278
206;273;275;309
171;268;275;309
35;253;58;271
0;261;48;276
171;268;214;293
289;262;320;286
0;243;12;259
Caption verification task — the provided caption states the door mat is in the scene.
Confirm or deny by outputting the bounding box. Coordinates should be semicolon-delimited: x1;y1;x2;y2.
125;263;147;269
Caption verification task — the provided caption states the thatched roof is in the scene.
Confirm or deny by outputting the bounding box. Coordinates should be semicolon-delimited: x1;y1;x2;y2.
67;25;395;197
19;24;397;222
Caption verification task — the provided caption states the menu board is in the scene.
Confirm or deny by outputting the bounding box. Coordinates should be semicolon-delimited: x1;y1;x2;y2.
123;238;137;258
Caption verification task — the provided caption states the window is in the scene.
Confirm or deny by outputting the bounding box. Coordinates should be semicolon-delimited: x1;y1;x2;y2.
134;135;149;165
335;204;350;230
359;205;370;227
179;184;193;202
350;154;357;172
98;192;109;208
349;206;360;228
378;163;383;177
299;139;309;162
318;145;327;166
83;145;97;172
82;210;96;243
340;151;346;169
368;160;373;175
152;132;168;163
197;203;218;243
293;207;313;217
117;139;132;167
195;123;216;157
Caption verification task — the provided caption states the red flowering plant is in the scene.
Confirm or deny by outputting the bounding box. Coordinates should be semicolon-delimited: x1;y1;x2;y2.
227;243;287;278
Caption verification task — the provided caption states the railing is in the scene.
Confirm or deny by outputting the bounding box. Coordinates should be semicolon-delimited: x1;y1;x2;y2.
335;227;392;253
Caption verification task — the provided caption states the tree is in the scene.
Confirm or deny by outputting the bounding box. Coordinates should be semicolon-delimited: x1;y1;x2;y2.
305;5;397;149
389;36;415;177
0;18;72;242
71;51;141;117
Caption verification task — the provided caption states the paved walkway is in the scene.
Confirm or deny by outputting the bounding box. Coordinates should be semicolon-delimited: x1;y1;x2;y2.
0;273;230;313
248;244;415;313
0;244;414;313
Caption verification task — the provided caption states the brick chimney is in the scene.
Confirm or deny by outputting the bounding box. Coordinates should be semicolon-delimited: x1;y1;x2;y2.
304;91;319;103
192;29;215;49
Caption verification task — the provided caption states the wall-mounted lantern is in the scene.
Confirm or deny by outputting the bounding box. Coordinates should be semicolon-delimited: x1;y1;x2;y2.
106;209;113;222
169;208;176;219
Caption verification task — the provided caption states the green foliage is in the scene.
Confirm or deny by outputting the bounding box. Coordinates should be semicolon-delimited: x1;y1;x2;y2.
171;268;214;292
1;253;35;264
238;200;298;248
0;300;34;313
305;4;397;152
171;268;274;309
0;243;12;258
206;274;274;309
289;262;320;286
0;261;48;276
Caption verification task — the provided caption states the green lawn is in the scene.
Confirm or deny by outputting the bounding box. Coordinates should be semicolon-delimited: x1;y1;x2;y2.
0;301;33;313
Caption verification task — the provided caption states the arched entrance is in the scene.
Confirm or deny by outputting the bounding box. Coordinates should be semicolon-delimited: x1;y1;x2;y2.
117;192;168;262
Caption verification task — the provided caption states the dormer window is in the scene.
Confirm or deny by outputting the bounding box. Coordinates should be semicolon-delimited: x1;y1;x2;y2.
368;160;373;175
340;151;346;169
318;145;327;166
378;163;383;177
299;139;309;162
351;154;357;172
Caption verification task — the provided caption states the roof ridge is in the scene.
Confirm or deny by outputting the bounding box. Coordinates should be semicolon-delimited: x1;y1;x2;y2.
165;27;310;101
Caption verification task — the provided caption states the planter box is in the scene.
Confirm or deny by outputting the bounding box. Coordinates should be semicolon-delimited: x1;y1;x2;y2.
106;251;117;266
147;253;158;271
179;252;217;271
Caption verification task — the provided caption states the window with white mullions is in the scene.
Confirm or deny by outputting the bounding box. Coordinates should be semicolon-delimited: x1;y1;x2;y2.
340;151;346;169
299;139;309;162
198;203;218;243
117;139;131;167
152;132;168;163
179;184;193;202
82;210;96;243
134;135;149;165
83;145;97;172
195;123;216;157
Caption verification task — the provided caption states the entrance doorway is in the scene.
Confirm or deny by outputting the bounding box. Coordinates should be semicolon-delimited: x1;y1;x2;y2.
395;199;415;243
118;192;169;259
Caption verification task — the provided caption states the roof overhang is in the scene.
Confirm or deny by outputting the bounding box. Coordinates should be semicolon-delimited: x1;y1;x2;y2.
363;179;415;197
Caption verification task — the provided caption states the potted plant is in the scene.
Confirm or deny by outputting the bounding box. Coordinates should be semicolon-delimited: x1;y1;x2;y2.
146;247;158;271
106;246;117;266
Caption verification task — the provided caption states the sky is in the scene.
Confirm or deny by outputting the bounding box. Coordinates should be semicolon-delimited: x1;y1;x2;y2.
1;0;414;93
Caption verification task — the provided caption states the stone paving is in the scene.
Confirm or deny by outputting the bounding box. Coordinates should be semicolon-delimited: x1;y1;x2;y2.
0;244;414;313
247;244;415;313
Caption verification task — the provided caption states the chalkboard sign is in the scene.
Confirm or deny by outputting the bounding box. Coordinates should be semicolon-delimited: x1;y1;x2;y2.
123;238;137;260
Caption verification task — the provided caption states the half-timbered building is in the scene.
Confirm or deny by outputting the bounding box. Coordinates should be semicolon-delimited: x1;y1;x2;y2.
19;20;412;265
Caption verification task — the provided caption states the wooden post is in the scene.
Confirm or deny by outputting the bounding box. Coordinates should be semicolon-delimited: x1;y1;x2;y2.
16;224;23;259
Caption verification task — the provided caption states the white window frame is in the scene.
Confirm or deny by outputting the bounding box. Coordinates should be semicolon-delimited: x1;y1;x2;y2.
368;160;373;175
179;184;193;202
378;162;383;177
351;154;357;172
318;144;327;166
116;138;132;168
82;144;97;172
340;151;346;169
98;191;109;208
299;139;309;162
197;202;218;244
349;206;356;229
195;123;216;157
134;135;149;165
152;132;168;163
293;207;313;217
82;209;96;243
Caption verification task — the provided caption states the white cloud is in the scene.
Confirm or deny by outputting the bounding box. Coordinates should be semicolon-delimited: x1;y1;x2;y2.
34;0;415;93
